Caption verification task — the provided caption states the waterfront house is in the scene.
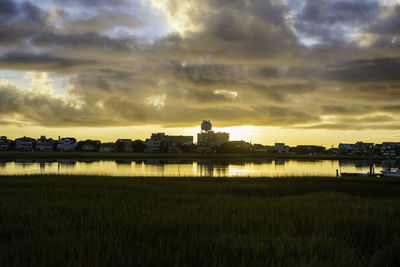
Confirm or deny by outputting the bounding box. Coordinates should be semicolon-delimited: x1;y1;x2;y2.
99;142;116;153
291;145;326;155
339;143;354;154
145;133;194;153
15;136;35;151
57;137;77;152
0;136;12;151
381;142;400;157
144;133;165;152
253;144;274;153
274;143;289;154
353;141;374;155
79;140;101;152
36;136;56;152
116;139;134;152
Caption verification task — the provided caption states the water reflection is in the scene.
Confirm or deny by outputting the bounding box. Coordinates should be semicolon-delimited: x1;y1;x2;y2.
197;161;229;177
0;158;398;177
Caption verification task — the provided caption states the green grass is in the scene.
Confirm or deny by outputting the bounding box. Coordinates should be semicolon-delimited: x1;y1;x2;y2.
0;175;400;266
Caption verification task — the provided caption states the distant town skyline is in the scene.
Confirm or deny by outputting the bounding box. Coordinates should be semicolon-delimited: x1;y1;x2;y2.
1;0;400;145
2;123;399;148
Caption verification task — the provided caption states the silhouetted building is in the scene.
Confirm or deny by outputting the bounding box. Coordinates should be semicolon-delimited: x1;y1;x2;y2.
79;140;101;152
353;141;374;155
291;145;326;155
328;148;340;155
99;142;116;153
381;142;400;157
197;120;229;153
274;143;289;154
339;143;354;154
144;133;193;152
253;144;274;153
57;137;77;152
36;136;56;152
0;136;12;151
116;139;133;152
15;136;35;151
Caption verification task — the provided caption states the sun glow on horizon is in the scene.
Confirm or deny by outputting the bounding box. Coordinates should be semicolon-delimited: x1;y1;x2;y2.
1;124;400;148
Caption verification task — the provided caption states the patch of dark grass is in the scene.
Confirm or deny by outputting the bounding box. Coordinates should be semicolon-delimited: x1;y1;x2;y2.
0;175;399;266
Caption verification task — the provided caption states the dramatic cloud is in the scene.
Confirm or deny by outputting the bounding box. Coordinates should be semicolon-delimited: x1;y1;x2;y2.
294;0;380;45
0;0;400;132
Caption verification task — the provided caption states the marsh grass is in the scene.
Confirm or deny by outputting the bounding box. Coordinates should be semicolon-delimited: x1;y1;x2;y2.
0;175;399;266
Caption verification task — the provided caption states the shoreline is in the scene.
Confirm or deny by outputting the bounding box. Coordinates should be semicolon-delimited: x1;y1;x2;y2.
0;151;395;161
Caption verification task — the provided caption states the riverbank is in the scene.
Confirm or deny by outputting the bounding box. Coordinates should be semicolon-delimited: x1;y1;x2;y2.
0;151;393;161
0;175;399;266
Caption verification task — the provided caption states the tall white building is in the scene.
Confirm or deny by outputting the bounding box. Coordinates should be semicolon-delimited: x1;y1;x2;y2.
197;120;229;153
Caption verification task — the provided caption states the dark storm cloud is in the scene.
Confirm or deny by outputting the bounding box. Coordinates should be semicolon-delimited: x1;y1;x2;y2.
368;5;400;36
358;4;400;48
321;58;400;82
150;0;299;62
294;0;380;45
0;29;28;45
0;0;45;24
32;32;138;52
298;0;379;25
64;12;141;33
321;104;370;115
0;0;19;19
0;52;94;69
54;0;130;7
174;64;239;84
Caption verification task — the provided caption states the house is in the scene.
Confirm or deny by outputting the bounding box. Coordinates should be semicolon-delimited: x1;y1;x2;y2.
291;145;326;155
144;133;164;152
36;136;56;152
144;133;193;153
274;143;289;154
116;139;133;152
253;144;274;153
0;136;12;151
99;142;116;153
15;136;35;151
57;137;77;152
328;148;340;155
79;140;101;152
353;141;374;155
339;143;354;154
381;142;400;157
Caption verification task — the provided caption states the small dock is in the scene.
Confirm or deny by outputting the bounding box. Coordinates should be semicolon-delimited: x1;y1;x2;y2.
340;172;381;177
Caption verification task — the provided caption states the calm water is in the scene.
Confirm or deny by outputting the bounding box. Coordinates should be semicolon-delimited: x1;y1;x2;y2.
0;158;398;177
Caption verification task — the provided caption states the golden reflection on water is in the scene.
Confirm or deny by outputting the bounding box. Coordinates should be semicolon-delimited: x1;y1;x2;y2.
0;159;391;177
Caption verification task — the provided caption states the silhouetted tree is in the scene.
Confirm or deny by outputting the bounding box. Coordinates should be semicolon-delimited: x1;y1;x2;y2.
181;144;197;153
115;141;124;152
159;141;170;153
132;140;146;153
217;143;242;154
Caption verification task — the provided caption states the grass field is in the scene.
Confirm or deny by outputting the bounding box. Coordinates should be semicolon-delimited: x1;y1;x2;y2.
0;175;399;266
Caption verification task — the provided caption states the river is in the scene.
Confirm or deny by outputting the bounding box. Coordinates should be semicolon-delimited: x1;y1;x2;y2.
0;158;398;177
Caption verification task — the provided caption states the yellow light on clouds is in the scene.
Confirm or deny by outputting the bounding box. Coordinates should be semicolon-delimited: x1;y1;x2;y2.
149;0;203;34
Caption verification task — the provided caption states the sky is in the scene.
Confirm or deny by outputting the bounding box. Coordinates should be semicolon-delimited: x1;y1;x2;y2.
1;0;400;146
